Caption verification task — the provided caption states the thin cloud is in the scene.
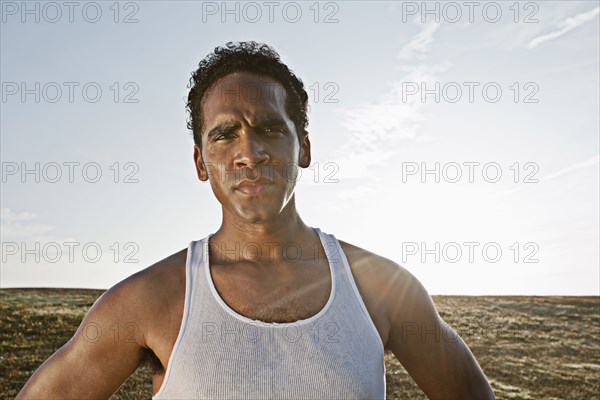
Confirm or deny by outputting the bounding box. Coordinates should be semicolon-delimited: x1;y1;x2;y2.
0;207;75;242
543;154;599;182
329;60;447;182
499;155;599;196
528;7;599;49
0;208;36;223
330;23;443;180
399;22;440;60
320;23;443;205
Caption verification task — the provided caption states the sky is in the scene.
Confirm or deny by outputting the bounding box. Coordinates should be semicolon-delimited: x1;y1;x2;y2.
1;1;598;295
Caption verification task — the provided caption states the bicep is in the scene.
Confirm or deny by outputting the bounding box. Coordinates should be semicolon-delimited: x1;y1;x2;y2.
17;287;148;399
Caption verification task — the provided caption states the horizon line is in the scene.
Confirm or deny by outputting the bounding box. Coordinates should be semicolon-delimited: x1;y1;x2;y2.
2;286;599;298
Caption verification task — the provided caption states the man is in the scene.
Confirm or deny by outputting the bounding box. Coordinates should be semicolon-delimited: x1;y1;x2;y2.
17;41;495;399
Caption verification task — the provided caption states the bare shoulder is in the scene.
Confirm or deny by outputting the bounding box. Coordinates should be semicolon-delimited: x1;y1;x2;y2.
92;247;189;348
337;239;413;284
131;247;188;299
336;238;438;342
131;247;188;315
107;247;187;305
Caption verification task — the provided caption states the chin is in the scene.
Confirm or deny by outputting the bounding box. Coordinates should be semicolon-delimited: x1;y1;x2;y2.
234;206;279;223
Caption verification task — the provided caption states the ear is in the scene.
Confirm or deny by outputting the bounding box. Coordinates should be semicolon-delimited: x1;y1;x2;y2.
298;132;311;168
193;144;209;181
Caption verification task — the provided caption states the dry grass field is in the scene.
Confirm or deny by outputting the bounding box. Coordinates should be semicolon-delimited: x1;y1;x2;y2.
1;288;598;399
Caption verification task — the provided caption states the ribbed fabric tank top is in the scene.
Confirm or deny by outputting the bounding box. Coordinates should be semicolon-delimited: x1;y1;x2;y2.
153;227;386;399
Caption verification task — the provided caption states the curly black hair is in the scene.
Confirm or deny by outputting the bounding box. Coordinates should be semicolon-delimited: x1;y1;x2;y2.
186;41;309;149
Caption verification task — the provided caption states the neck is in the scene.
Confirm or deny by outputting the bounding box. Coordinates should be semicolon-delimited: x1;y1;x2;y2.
210;199;316;264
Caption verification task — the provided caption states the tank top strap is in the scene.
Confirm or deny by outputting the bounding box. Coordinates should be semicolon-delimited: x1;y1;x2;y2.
317;228;385;354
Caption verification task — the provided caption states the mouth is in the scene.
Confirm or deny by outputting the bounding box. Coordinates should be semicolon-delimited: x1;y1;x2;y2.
235;179;273;196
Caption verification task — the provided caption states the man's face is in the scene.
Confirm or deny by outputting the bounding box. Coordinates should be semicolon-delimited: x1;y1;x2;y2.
193;72;311;223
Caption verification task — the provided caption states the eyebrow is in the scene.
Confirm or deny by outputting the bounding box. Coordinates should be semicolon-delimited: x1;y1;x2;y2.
206;121;241;141
205;118;288;141
256;118;288;128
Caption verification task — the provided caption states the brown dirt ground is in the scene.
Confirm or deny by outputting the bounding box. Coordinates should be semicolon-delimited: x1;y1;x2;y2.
1;288;598;399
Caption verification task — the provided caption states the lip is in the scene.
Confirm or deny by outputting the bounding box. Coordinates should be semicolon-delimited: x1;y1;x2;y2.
235;179;273;196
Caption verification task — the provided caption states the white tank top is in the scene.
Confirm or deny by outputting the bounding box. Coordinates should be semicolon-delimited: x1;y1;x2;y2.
153;227;386;399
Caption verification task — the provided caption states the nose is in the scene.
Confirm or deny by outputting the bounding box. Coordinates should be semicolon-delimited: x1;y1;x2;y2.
233;132;270;170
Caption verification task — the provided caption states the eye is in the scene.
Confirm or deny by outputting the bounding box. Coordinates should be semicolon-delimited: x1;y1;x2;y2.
264;127;285;134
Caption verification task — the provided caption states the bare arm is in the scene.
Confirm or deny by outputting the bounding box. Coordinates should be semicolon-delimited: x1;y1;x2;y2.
383;263;495;399
16;276;151;399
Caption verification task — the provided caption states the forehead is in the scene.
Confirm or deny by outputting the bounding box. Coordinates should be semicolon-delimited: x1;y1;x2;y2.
201;72;289;127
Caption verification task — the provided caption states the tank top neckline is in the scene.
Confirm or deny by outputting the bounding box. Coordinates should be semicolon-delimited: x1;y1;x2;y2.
203;227;337;328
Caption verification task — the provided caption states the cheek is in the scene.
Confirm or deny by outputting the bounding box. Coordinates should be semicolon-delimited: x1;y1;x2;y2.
277;163;300;186
205;160;236;183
